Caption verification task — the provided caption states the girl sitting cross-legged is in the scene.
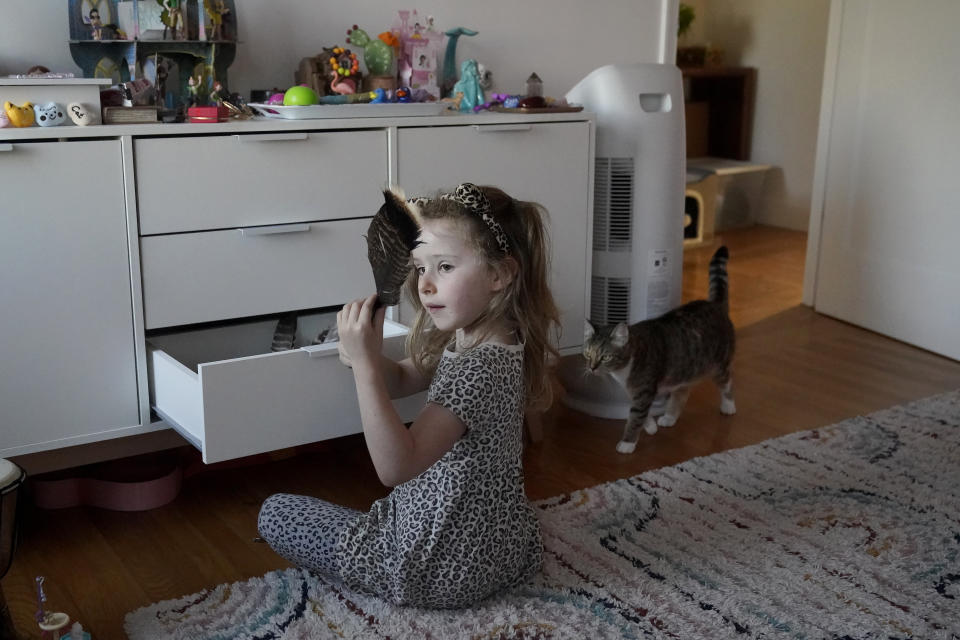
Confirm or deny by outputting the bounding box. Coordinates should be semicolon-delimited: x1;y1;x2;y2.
257;183;561;608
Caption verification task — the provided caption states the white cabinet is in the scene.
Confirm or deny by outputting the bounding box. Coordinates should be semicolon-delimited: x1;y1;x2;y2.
0;140;140;457
0;115;592;463
397;122;592;351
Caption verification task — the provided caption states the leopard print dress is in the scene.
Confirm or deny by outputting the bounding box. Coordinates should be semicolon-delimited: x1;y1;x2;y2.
337;340;542;608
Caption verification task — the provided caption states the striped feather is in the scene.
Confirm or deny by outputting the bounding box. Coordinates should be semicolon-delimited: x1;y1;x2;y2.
366;190;421;306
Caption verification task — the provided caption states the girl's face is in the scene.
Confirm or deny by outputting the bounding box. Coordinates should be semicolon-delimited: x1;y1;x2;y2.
411;219;506;339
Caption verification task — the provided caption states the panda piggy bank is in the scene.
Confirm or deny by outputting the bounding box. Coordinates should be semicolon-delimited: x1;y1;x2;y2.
33;102;67;127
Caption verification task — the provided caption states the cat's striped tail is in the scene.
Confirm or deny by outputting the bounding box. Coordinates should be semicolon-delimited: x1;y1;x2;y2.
708;246;730;311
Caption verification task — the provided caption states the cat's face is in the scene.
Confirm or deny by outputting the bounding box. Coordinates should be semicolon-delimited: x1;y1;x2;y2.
582;320;631;372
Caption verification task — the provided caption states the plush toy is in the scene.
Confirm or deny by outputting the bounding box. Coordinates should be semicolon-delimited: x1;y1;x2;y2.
0;110;9;128
67;102;95;126
33;102;66;127
4;101;35;127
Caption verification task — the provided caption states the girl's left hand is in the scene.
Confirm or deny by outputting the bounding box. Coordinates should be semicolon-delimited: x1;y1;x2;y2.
336;293;386;371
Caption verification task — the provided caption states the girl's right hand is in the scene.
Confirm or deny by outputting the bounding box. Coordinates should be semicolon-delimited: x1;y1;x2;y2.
336;294;385;371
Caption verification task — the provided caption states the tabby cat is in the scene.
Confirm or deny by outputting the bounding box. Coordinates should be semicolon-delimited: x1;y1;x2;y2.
583;246;735;453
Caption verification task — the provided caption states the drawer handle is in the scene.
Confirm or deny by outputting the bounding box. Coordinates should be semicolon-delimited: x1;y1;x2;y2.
473;124;533;133
239;223;312;236
235;133;310;142
300;344;338;359
0;144;13;152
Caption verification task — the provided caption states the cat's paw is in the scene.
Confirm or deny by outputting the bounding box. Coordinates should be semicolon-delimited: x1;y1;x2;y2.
643;417;659;435
657;414;678;428
616;440;637;454
720;398;737;415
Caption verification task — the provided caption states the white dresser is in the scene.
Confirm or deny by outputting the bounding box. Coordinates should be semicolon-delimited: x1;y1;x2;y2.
0;111;594;465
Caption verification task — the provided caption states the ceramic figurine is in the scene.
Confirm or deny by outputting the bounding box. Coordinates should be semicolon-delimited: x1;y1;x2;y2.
441;27;478;97
451;59;484;112
346;25;394;77
4;101;36;127
33;102;66;127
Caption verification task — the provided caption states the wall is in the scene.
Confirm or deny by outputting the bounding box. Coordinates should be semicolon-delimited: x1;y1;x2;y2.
685;0;829;230
0;1;671;100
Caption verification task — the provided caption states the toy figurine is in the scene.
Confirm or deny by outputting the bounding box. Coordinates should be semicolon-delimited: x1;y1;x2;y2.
209;81;224;105
186;75;199;106
441;27;478;97
4;101;36;127
88;8;103;40
34;577;69;640
33;102;66;127
0;110;10;128
204;0;230;40
451;59;484;112
346;25;394;78
67;102;94;126
160;0;183;40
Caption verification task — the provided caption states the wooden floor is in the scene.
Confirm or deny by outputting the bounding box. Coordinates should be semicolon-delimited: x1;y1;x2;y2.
6;225;960;640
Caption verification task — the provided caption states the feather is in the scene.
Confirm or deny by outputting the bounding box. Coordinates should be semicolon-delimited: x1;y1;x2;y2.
365;189;421;307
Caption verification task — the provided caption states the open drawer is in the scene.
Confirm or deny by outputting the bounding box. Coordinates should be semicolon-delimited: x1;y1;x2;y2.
147;311;424;463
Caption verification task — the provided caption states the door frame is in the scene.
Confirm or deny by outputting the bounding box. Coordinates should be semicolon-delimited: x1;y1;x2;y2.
802;0;844;306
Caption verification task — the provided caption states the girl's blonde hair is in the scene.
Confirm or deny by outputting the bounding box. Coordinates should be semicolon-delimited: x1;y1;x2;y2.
404;185;561;411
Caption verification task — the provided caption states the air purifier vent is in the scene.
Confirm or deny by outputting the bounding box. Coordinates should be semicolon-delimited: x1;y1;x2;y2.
593;157;634;252
591;275;631;325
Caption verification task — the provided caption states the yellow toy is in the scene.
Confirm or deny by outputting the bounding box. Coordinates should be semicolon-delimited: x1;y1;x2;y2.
4;101;35;127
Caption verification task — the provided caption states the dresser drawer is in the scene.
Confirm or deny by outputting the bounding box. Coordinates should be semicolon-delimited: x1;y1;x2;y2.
135;130;387;235
141;217;373;329
148;313;423;463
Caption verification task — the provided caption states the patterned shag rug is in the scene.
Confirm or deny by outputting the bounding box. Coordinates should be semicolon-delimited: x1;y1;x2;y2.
125;391;960;639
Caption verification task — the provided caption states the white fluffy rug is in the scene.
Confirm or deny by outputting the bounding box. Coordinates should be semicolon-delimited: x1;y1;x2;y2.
126;391;960;639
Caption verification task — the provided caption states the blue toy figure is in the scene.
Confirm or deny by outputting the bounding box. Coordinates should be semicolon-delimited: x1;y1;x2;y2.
441;26;477;96
452;59;484;112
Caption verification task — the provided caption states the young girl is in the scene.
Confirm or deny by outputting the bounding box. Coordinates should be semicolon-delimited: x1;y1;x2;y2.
257;183;561;608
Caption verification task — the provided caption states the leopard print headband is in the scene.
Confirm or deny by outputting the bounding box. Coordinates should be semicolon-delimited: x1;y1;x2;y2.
407;183;510;254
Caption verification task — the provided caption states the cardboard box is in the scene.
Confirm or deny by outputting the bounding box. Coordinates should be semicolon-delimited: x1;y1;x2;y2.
0;78;110;124
188;105;229;123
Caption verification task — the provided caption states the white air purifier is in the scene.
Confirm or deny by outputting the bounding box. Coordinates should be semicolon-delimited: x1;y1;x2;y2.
559;63;685;419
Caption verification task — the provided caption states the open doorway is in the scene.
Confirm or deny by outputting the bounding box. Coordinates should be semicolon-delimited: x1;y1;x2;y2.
676;0;829;327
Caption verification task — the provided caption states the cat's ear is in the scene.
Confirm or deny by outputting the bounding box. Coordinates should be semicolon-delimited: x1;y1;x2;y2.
583;319;595;341
611;322;629;348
